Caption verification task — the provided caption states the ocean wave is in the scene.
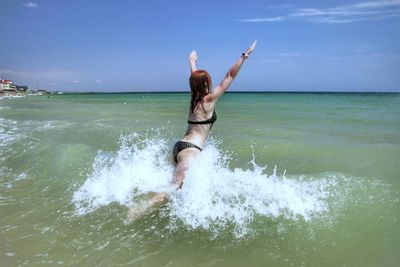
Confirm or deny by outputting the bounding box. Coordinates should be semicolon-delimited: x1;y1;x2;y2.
1;171;29;189
0;118;64;148
0;95;26;99
0;118;21;147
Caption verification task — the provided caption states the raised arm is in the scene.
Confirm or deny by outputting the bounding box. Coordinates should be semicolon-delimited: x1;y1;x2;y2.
209;40;257;101
189;50;198;74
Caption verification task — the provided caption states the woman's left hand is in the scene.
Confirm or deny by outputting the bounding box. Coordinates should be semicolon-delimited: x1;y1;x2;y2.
189;50;198;62
245;40;257;56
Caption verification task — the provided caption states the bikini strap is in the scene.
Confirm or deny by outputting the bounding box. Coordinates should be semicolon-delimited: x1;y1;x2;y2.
188;110;217;125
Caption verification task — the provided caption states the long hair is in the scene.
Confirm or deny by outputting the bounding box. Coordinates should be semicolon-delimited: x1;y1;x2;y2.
189;70;211;113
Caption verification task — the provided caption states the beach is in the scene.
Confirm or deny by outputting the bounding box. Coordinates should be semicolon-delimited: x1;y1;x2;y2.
1;92;399;266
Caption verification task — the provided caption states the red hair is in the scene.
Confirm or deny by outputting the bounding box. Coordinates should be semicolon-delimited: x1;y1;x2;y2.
189;70;211;113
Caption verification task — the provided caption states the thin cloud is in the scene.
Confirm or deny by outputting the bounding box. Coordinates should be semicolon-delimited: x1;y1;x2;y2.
267;4;294;9
275;52;318;57
240;16;284;22
356;45;375;53
0;69;74;79
239;0;400;24
23;2;38;8
326;53;400;62
353;0;400;8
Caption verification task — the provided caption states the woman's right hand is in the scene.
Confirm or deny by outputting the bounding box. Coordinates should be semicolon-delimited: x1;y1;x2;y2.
245;40;257;56
189;50;198;62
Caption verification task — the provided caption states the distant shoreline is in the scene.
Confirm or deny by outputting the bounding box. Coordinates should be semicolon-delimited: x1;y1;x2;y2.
52;91;400;95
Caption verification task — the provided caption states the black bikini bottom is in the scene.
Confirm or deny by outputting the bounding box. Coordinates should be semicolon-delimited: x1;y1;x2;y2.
172;140;202;163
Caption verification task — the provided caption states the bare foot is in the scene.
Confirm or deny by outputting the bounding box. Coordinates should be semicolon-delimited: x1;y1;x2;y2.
125;192;169;223
126;202;150;222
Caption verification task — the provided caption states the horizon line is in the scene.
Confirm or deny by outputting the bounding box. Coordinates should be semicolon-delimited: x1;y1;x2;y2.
51;90;400;94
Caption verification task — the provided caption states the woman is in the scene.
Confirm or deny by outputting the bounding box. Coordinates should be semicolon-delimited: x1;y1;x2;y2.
173;40;257;188
128;41;257;219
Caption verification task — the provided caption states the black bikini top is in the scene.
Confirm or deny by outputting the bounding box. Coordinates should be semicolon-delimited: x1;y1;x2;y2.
188;110;217;126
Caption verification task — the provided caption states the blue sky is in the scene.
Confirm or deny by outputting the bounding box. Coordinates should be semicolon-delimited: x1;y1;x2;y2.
1;0;399;92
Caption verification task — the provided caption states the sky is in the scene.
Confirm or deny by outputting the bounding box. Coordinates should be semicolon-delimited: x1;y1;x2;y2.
1;0;399;92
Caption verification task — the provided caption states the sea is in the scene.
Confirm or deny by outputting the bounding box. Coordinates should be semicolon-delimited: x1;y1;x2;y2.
1;92;399;266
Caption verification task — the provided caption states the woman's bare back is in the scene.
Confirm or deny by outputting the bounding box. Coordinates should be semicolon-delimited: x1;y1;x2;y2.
181;98;216;147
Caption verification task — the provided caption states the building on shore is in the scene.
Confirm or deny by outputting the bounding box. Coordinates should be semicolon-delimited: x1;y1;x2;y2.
0;79;14;90
36;89;48;95
0;78;31;96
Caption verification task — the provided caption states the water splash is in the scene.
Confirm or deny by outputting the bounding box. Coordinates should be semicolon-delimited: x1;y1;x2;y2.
168;144;337;236
73;133;341;236
73;133;175;215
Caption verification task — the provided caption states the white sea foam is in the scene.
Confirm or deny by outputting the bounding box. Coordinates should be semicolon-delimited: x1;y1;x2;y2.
73;133;339;235
73;134;175;215
168;145;339;236
1;95;25;99
0;118;20;147
0;118;61;148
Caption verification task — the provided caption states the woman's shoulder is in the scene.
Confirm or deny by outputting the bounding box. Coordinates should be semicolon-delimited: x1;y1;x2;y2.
203;92;217;104
202;96;216;111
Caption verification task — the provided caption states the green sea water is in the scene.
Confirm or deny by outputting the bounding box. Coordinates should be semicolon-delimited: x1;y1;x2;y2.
1;93;399;266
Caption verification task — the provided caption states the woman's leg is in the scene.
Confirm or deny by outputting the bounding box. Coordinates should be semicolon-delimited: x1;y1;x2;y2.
127;192;168;221
127;148;200;221
173;148;200;188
